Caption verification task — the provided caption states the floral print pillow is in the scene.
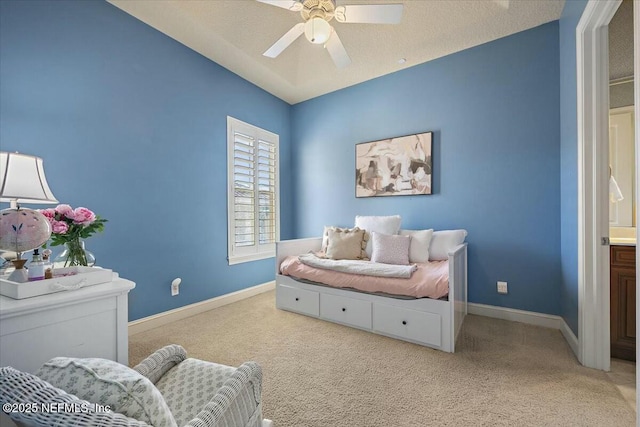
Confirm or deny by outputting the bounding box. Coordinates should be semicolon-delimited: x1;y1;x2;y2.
37;357;177;427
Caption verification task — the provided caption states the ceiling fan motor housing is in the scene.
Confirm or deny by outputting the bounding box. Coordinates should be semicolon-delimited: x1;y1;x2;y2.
301;0;336;22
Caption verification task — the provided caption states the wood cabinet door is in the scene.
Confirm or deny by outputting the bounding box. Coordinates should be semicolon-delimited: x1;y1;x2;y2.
610;262;636;361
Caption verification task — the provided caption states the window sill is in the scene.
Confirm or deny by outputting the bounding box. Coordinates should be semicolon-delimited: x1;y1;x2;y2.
228;251;275;265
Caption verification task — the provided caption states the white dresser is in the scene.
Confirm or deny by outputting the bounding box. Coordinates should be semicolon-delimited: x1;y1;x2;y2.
0;274;135;373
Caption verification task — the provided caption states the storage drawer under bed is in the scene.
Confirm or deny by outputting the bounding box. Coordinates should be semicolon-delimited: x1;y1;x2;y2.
320;293;372;330
276;284;319;316
373;303;442;347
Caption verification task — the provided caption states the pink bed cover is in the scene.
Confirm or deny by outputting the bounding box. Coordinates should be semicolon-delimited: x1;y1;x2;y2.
280;255;449;299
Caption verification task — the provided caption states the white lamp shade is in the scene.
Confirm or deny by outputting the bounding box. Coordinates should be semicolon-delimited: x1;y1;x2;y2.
0;152;58;205
304;18;332;44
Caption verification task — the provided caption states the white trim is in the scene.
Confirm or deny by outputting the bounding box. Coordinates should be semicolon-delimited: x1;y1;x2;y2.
468;303;562;329
634;1;640;417
610;105;635;115
128;281;275;336
227;116;280;266
468;303;579;356
576;0;621;371
609;76;633;86
560;318;580;358
228;251;275;266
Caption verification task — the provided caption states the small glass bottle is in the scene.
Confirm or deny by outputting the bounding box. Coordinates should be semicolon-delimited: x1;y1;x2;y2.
42;249;53;279
28;248;45;281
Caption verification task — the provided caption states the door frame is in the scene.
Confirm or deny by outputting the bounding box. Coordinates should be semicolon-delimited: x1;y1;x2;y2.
576;0;621;371
635;4;640;418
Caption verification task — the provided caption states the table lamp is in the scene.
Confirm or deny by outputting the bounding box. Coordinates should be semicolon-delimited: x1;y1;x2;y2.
0;152;58;282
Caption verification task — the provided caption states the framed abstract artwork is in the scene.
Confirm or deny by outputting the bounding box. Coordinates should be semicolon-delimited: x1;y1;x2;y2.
355;131;433;198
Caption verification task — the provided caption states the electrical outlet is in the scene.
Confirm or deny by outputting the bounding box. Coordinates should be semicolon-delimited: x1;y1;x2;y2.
497;281;508;294
171;278;181;296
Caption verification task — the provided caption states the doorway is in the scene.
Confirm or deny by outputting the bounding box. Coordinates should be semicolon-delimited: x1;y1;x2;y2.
606;0;637;413
576;0;638;382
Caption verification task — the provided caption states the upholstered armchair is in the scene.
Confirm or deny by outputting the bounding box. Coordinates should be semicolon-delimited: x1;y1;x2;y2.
0;344;266;427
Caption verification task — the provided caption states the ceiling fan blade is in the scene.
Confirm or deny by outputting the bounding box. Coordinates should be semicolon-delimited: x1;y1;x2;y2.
334;4;403;24
325;30;351;68
256;0;303;12
263;23;305;58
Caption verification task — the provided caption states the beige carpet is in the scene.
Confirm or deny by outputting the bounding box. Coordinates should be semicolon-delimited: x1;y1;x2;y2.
130;291;636;427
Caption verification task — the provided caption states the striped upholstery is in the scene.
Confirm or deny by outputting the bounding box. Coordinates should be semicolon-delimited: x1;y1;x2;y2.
1;345;263;427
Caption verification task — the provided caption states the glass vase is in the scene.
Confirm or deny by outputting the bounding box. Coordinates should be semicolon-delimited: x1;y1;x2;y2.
53;239;96;268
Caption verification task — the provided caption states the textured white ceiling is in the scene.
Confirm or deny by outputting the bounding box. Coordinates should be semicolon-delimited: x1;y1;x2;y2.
108;0;565;104
609;0;634;81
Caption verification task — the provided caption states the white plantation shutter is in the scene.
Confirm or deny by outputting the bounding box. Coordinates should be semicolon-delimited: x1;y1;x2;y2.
233;132;256;248
228;117;279;264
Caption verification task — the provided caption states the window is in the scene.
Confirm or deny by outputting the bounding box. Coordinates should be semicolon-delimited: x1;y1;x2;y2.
227;117;279;265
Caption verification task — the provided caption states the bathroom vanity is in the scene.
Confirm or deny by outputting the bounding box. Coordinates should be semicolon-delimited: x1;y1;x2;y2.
610;240;636;361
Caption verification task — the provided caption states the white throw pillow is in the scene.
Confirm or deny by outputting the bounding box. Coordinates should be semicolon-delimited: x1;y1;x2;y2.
354;215;402;257
37;357;177;427
429;229;467;261
371;232;411;265
321;225;334;252
399;229;434;263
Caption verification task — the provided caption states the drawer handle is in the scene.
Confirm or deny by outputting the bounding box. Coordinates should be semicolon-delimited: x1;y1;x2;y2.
295;297;299;301
342;308;346;312
402;320;407;325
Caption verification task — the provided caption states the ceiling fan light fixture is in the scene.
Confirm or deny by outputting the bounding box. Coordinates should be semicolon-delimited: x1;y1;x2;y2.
304;17;331;44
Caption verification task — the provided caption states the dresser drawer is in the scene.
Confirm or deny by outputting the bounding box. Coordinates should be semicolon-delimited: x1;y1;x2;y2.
276;284;319;316
611;245;636;268
373;304;441;347
320;293;372;329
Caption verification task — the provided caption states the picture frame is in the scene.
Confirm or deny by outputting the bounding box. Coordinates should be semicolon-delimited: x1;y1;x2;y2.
355;131;433;198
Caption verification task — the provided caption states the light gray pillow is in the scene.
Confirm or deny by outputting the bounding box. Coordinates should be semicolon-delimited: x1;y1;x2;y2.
354;215;402;258
37;357;177;427
371;232;411;265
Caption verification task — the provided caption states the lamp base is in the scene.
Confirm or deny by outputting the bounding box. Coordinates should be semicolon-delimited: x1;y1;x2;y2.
7;259;28;283
0;207;52;254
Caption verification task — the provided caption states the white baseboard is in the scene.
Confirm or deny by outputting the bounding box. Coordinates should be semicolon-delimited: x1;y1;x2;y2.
468;303;562;329
560;318;580;358
468;303;580;359
129;281;275;336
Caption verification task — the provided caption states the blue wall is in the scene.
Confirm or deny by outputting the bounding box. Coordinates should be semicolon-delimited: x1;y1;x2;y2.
1;0;575;321
0;0;293;320
291;22;562;314
559;0;589;336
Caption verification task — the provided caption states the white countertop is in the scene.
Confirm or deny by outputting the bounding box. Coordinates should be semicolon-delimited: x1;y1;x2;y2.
610;237;636;246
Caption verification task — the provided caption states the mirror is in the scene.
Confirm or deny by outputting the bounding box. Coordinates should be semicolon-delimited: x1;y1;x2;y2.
609;0;635;228
609;105;635;227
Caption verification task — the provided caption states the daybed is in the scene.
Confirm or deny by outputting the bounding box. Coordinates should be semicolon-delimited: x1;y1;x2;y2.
275;223;468;353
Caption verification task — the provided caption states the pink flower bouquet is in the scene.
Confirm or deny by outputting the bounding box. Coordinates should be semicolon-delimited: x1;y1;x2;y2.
39;205;107;266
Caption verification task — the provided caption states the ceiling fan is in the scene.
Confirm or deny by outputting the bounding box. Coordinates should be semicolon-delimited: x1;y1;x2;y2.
257;0;404;68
